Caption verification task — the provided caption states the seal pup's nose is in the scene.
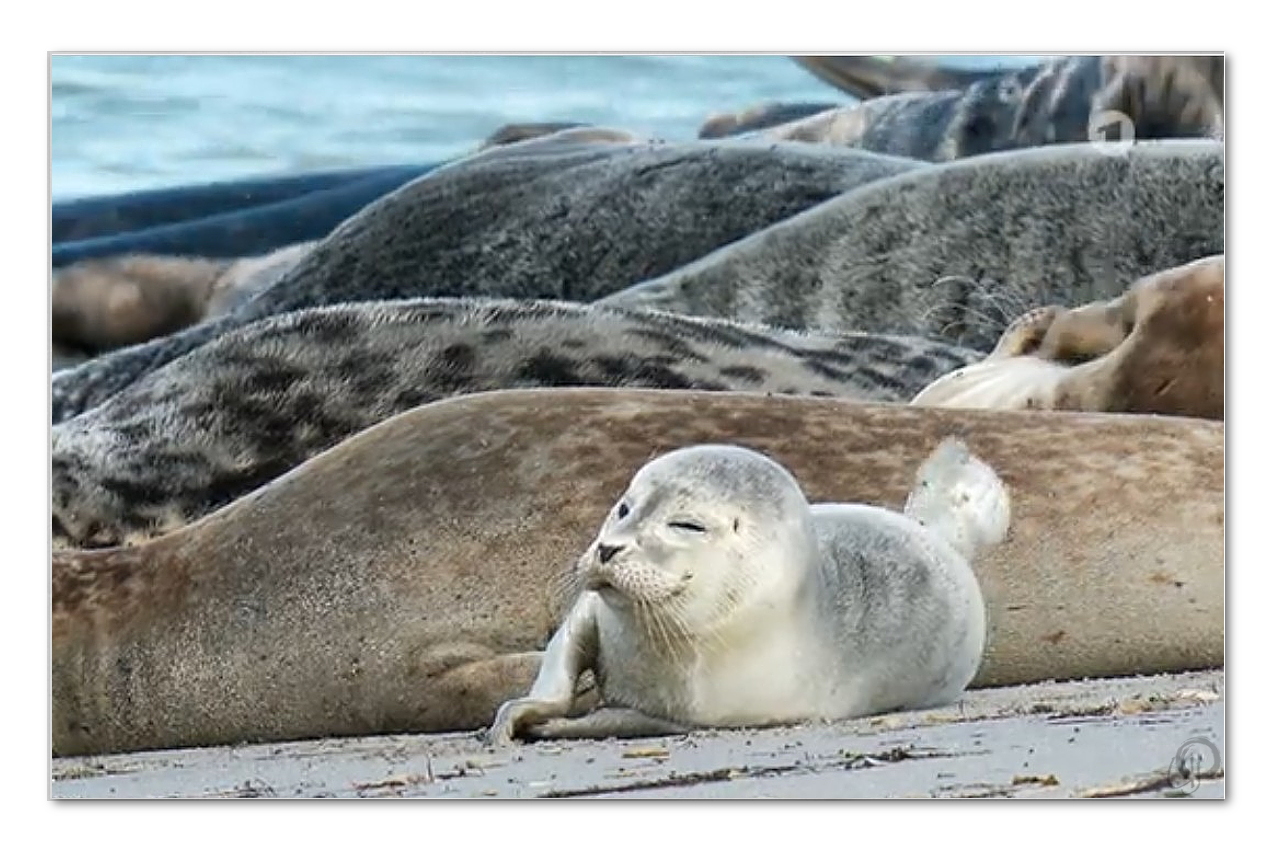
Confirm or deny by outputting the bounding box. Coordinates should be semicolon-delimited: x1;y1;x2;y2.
597;543;625;564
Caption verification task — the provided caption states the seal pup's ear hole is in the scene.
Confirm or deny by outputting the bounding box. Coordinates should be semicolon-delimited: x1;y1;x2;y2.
733;518;740;533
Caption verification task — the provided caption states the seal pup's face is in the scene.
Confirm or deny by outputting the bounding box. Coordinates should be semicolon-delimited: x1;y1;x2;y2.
577;444;816;641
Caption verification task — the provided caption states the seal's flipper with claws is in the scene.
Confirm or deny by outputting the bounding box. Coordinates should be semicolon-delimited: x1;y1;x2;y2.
903;438;1012;563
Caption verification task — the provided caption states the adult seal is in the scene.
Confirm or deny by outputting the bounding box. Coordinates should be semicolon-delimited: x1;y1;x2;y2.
912;255;1225;420
51;298;976;549
52;243;315;357
602;140;1224;351
487;439;1007;743
52;389;1223;757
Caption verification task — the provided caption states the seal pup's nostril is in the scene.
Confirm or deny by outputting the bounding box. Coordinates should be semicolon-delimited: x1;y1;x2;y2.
597;543;625;564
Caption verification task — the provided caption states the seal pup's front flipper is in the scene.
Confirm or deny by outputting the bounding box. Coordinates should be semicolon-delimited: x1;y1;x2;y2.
486;595;600;746
903;438;1011;563
525;707;690;741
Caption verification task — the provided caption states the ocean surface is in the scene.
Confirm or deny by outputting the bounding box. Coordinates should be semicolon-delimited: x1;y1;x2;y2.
50;55;1045;201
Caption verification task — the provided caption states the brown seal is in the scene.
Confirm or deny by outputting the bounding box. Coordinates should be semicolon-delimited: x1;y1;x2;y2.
52;255;229;353
52;388;1223;757
912;255;1224;420
51;242;314;355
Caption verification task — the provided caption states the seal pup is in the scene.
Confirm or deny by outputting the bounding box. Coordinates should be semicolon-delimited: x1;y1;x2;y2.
51;242;315;356
486;439;1007;743
52;389;1223;757
912;255;1225;420
602;139;1224;351
52;297;977;548
52;141;925;423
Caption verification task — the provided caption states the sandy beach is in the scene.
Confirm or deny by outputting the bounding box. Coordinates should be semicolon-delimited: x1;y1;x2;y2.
51;668;1224;799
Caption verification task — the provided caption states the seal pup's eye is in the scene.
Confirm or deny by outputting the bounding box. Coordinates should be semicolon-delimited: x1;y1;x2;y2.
668;520;707;534
617;502;630;519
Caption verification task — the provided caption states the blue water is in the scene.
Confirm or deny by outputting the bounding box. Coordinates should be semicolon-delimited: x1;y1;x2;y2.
50;55;1045;201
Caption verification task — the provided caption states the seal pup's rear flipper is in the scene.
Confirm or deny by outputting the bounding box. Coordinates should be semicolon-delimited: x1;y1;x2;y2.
903;437;1011;562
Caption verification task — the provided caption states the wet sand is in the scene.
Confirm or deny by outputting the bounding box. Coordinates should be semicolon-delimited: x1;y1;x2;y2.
51;668;1224;799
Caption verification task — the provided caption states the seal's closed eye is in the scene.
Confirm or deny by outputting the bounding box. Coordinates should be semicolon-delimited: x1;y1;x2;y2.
668;520;707;534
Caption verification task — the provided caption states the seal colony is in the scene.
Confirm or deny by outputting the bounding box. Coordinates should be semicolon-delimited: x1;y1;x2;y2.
52;140;925;421
52;390;1224;757
51;138;1221;421
50;56;1226;762
487;439;1004;743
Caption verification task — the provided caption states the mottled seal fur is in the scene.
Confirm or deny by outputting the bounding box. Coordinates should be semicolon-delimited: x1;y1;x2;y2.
913;255;1224;420
51;389;1224;757
51;298;976;549
51;243;315;356
51;141;925;423
488;439;1004;743
602;140;1224;351
772;55;1222;161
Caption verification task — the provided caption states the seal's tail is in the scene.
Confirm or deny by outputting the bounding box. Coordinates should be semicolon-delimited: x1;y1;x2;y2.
903;437;1011;562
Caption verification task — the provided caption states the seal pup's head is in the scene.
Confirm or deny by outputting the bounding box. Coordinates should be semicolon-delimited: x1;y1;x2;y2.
576;444;817;638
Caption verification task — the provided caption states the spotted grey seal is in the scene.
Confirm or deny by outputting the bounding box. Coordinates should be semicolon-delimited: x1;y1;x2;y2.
52;298;976;549
52;389;1223;757
912;254;1224;420
51;140;924;423
602;140;1224;351
487;439;1006;743
774;55;1222;161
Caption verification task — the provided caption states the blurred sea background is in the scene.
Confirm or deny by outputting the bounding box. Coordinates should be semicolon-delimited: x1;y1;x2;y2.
51;55;1045;201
